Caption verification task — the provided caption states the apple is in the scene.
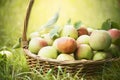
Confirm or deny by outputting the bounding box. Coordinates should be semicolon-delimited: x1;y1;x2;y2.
0;50;12;58
53;37;77;54
89;30;112;50
77;27;88;36
76;35;90;45
93;51;109;61
74;44;93;60
38;46;58;59
87;27;95;35
61;25;78;39
29;32;40;39
108;28;120;46
41;33;54;46
105;44;120;57
28;37;48;54
57;53;75;61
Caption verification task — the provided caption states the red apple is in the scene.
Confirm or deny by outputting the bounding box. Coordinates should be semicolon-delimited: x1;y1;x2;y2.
77;27;88;36
75;44;93;60
28;37;48;54
53;37;77;54
108;28;120;46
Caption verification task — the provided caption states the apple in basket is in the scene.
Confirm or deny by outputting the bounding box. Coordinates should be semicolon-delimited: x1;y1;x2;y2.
29;31;40;39
61;25;78;39
38;46;58;59
89;30;112;50
93;51;111;61
74;44;93;60
77;27;89;36
108;28;120;46
28;37;48;54
52;37;77;54
76;35;90;45
57;53;75;61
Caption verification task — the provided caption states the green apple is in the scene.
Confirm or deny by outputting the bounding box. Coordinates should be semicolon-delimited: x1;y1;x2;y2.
61;25;78;39
52;37;77;54
89;30;112;50
75;44;93;60
38;46;58;59
41;33;54;46
29;32;40;39
93;51;109;61
76;35;90;45
28;37;48;54
57;53;75;61
0;50;12;58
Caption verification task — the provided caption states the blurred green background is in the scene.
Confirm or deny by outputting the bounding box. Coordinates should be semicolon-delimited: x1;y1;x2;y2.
0;0;120;48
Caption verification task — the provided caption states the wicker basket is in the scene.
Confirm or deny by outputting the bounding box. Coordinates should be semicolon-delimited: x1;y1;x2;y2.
22;0;120;77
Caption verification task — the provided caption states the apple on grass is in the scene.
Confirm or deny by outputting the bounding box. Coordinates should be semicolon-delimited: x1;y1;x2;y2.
0;50;12;58
74;44;93;60
57;53;75;61
28;37;48;54
89;30;112;50
76;35;90;45
38;46;58;59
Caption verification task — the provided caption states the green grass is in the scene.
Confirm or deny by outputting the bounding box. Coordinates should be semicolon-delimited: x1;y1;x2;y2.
0;47;120;80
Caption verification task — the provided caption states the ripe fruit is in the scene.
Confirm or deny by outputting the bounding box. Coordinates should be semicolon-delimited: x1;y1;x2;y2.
38;46;58;59
87;27;95;35
28;37;48;54
77;27;88;36
29;32;40;39
0;50;12;57
106;44;120;57
76;35;90;45
108;28;120;46
41;33;54;46
57;53;75;61
53;37;77;54
61;25;78;39
93;51;109;61
89;30;112;50
75;44;93;60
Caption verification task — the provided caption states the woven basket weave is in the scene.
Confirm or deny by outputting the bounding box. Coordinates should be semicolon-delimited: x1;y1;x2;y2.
22;0;120;77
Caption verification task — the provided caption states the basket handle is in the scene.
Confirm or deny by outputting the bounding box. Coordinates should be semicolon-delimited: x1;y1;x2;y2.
22;0;34;48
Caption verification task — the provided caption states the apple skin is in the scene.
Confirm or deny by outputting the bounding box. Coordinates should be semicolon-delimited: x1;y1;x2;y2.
74;44;93;60
0;50;12;58
57;53;75;61
105;44;120;58
28;37;48;54
76;35;90;45
77;27;88;36
41;33;54;46
87;27;95;35
29;32;40;39
61;25;78;39
89;30;112;50
108;29;120;46
38;46;58;59
53;37;77;54
93;51;109;61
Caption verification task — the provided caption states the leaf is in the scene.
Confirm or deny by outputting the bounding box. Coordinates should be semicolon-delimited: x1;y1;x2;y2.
101;19;112;30
74;21;82;30
12;37;21;49
111;21;120;29
49;25;61;40
38;12;59;34
101;19;120;30
67;18;71;25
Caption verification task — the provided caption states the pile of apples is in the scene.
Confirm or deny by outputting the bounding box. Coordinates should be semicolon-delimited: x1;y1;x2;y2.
28;24;120;61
